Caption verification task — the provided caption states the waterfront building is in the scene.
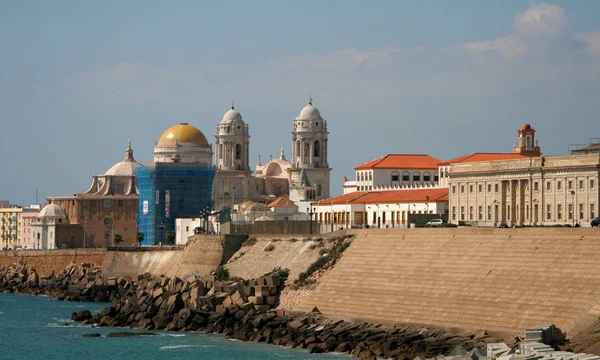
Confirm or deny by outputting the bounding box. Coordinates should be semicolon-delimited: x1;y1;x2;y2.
47;140;141;247
0;207;22;250
447;124;600;226
137;123;214;245
212;101;331;213
20;206;40;249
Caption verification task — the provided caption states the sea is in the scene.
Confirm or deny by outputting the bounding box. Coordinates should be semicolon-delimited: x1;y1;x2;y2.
0;293;349;360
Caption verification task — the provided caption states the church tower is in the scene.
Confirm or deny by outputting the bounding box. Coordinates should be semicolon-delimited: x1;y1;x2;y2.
288;99;331;211
512;123;541;157
213;106;252;210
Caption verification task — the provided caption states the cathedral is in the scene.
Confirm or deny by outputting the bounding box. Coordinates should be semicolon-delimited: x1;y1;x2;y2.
212;100;331;213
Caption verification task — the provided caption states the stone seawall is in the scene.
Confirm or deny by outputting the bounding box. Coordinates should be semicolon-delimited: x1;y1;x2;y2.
0;249;106;277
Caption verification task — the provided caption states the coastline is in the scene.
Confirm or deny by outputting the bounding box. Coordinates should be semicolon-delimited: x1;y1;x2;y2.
0;263;490;360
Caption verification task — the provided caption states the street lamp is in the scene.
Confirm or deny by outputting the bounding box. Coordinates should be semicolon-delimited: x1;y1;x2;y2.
570;190;575;226
157;222;166;245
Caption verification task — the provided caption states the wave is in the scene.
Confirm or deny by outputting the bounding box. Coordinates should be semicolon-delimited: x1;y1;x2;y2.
160;345;199;350
166;334;186;337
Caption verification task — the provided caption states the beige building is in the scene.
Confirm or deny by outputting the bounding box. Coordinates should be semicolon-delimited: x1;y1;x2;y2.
448;124;600;227
0;207;22;249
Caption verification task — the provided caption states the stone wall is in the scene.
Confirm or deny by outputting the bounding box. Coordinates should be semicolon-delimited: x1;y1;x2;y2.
295;228;600;336
0;249;106;277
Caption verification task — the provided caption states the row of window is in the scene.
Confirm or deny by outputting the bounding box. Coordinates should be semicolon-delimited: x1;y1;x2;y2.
451;203;596;222
317;210;433;224
452;179;596;195
356;171;441;183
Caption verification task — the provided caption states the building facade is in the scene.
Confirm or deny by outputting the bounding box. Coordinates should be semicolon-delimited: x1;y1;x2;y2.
20;206;40;249
447;124;600;226
0;207;22;250
48;140;141;247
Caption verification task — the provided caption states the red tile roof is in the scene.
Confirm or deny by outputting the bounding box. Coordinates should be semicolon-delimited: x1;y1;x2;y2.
312;188;448;206
355;154;441;170
267;195;297;208
438;153;529;166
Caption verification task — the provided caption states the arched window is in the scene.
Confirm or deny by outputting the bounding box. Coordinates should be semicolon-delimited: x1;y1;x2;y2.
391;171;400;183
314;140;320;157
369;172;372;181
304;142;310;160
412;172;421;183
295;140;301;160
219;143;223;159
423;172;431;182
235;144;242;160
402;171;410;182
316;184;322;196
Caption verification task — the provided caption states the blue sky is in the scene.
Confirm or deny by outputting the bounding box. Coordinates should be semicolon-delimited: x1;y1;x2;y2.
1;1;599;204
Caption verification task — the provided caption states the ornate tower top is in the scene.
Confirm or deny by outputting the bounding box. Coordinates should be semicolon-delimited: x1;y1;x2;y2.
512;123;541;157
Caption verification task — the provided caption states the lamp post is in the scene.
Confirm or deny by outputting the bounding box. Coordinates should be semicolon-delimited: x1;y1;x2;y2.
307;207;313;234
36;232;40;250
157;222;166;245
425;196;430;224
70;231;74;249
105;230;111;248
570;190;575;226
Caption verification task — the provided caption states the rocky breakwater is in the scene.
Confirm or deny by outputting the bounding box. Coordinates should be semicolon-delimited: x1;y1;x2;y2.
0;263;129;302
78;272;487;360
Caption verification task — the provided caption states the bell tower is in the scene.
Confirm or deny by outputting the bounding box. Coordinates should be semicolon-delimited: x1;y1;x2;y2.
512;123;541;157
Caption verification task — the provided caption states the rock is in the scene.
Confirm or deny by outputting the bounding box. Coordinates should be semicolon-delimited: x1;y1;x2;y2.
106;332;159;337
72;310;92;322
81;333;102;337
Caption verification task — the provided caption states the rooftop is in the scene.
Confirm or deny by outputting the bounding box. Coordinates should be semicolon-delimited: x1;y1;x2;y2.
438;153;529;166
313;188;448;206
355;154;441;170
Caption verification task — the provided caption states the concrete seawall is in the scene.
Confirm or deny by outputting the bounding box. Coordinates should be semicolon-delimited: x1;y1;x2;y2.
295;228;600;336
0;249;106;277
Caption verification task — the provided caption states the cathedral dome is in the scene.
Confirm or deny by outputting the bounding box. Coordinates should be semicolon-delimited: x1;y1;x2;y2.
520;123;532;131
158;123;209;146
221;108;244;124
297;103;322;120
105;161;141;176
39;204;66;218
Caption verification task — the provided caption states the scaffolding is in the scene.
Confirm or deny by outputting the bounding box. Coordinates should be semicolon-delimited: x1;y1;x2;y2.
137;163;214;245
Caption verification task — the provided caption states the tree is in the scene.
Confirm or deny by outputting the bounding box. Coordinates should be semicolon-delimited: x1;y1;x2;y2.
166;230;176;245
194;226;205;235
136;232;144;245
114;234;123;246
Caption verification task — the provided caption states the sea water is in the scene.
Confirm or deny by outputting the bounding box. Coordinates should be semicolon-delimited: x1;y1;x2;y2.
0;293;349;360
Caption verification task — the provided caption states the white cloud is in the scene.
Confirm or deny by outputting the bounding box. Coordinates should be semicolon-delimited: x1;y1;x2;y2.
515;2;567;37
574;30;600;57
461;34;526;59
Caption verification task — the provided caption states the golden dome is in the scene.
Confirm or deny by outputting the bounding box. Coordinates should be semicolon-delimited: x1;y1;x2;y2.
157;123;208;146
520;123;533;131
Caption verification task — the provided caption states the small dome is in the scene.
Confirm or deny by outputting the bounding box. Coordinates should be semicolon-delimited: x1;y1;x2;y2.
158;123;209;146
297;104;322;120
105;161;141;176
239;201;270;213
221;108;243;124
39;204;66;218
520;123;532;131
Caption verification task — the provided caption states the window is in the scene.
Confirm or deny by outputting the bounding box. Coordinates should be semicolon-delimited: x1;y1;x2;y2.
185;226;189;232
488;184;492;193
534;182;538;191
568;180;572;190
452;207;456;220
469;206;473;220
478;184;483;193
369;173;372;181
461;185;464;194
579;180;584;190
460;206;465;221
507;205;510;220
452;186;456;194
487;206;492;220
478;206;483;220
402;174;410;181
313;140;320;157
591;204;595;219
469;185;473;193
590;180;595;190
547;204;551;220
391;172;399;182
495;184;499;192
557;204;562;220
434;175;439;182
235;144;242;160
557;181;562;191
547;181;551;191
423;175;431;182
412;174;420;182
580;203;584;220
568;204;573;220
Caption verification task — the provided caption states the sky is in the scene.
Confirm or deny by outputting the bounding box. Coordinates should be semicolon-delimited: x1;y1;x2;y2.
1;1;599;205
